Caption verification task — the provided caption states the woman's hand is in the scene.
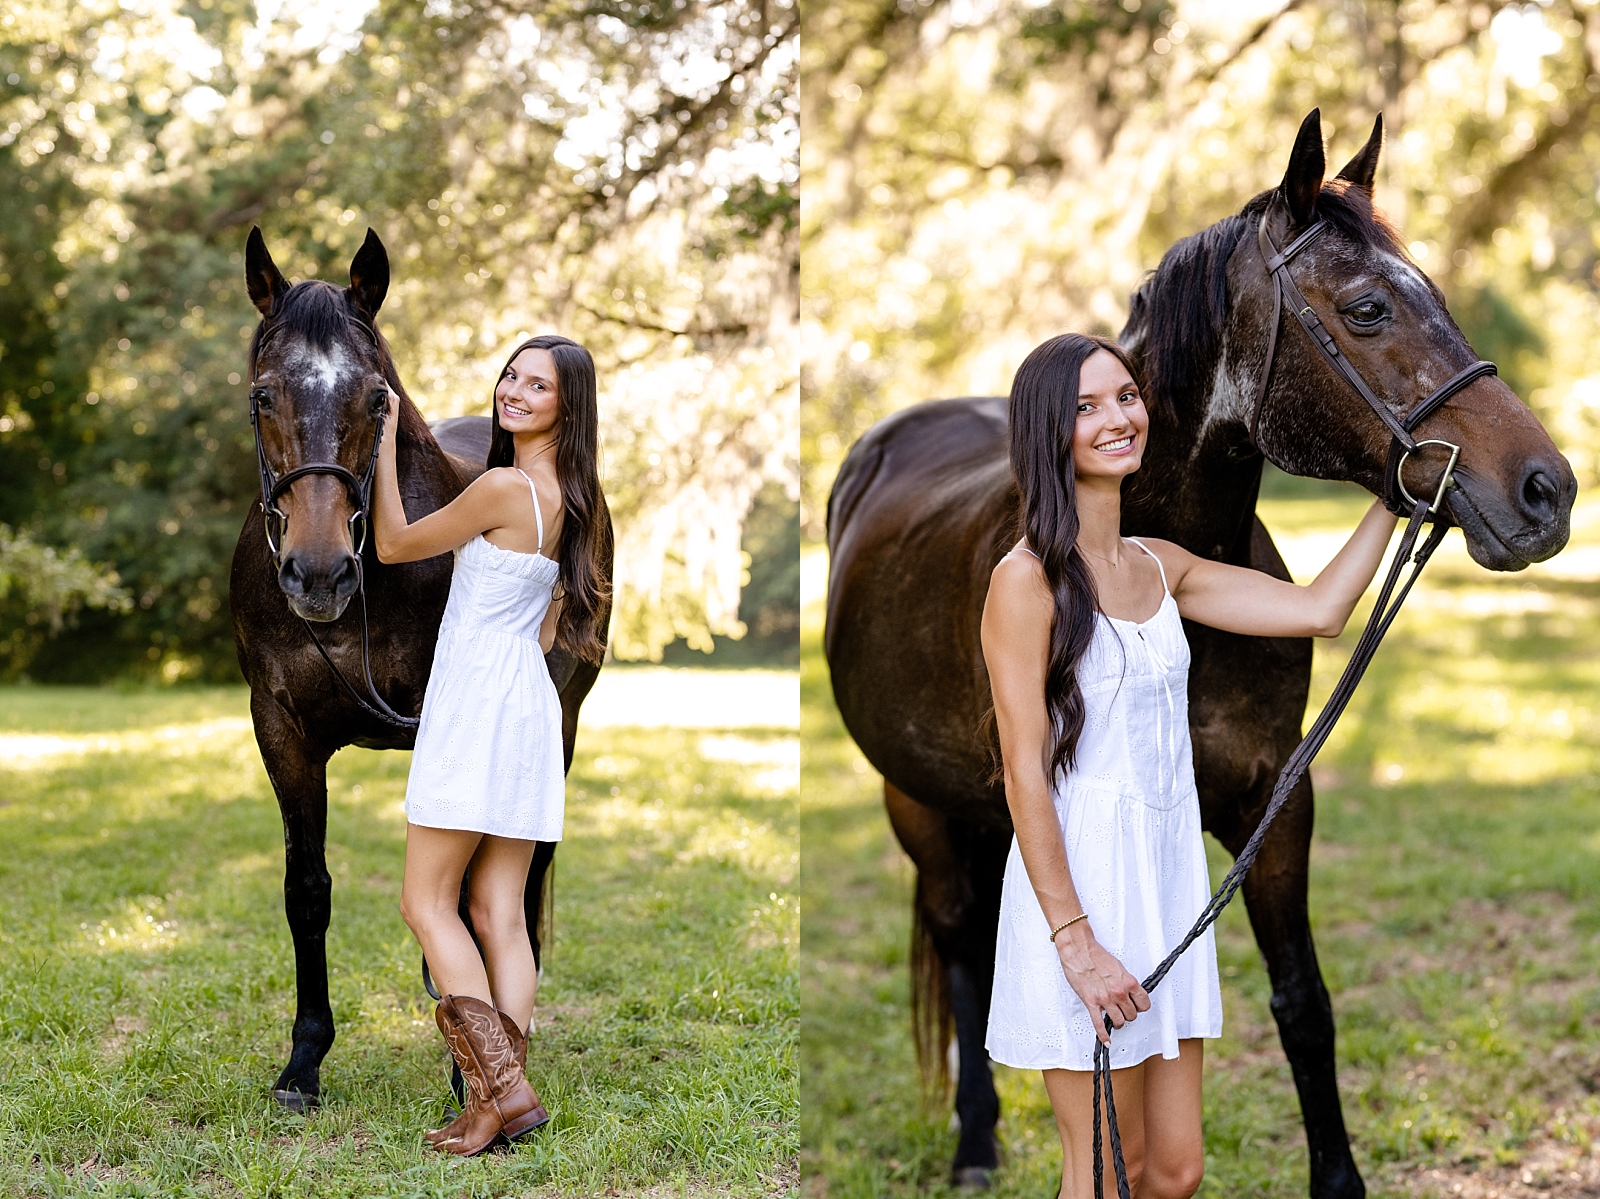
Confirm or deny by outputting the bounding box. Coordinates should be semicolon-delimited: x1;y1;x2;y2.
382;387;400;447
1054;924;1150;1044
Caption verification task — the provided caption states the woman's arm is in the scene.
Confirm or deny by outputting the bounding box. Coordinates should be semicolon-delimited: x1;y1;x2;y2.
372;392;518;564
539;595;562;654
1151;499;1398;638
981;553;1150;1043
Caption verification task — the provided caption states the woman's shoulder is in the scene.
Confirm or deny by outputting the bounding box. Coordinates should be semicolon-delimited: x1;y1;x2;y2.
990;542;1044;585
1124;536;1195;589
464;465;528;498
985;545;1050;626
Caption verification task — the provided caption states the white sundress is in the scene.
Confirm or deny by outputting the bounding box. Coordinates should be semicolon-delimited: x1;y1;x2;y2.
404;468;566;842
985;538;1223;1072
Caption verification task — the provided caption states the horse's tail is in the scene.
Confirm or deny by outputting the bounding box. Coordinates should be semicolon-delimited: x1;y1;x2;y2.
909;873;954;1097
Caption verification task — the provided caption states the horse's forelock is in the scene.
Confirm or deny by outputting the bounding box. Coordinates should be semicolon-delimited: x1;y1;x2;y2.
250;280;386;380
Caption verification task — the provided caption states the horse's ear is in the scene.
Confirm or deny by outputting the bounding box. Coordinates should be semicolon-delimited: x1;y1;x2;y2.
347;228;389;320
1335;113;1383;196
1279;108;1325;228
245;226;289;317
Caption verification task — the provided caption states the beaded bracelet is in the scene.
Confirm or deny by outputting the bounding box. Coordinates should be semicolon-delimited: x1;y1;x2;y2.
1048;912;1089;942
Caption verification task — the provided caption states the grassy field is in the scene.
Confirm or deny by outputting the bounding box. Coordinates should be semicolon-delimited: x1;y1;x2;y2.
0;671;798;1198
802;484;1600;1198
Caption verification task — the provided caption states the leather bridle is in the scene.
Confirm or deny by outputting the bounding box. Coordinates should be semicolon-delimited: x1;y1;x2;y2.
1091;198;1503;1197
1249;204;1498;519
249;318;420;730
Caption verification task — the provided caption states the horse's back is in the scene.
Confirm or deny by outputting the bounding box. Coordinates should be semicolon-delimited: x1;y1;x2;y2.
825;397;1015;825
429;416;493;482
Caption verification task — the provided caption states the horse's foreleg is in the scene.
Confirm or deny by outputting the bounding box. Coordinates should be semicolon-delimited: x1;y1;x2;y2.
523;841;558;972
885;783;1005;1189
1235;778;1364;1199
254;699;336;1110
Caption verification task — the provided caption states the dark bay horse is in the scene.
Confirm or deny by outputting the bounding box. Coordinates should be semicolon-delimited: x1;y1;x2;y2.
229;228;610;1109
825;111;1574;1194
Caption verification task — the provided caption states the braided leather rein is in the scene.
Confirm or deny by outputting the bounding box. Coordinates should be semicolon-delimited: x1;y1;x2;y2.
1091;201;1495;1194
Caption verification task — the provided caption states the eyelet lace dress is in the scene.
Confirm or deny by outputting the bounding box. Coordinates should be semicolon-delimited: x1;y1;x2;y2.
985;538;1222;1071
404;468;565;842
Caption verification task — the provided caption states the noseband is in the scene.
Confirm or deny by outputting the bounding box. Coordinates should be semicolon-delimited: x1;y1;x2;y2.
1249;206;1497;518
249;318;420;730
1092;199;1502;1198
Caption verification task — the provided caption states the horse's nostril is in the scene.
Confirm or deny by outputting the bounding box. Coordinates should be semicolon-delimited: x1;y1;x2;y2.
330;554;361;599
279;556;308;596
1522;468;1558;517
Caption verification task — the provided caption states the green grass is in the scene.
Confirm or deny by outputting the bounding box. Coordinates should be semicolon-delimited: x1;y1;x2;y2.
0;685;798;1197
801;492;1600;1197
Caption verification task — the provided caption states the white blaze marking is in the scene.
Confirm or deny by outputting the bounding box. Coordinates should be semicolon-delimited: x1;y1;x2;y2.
1194;353;1253;455
288;341;353;395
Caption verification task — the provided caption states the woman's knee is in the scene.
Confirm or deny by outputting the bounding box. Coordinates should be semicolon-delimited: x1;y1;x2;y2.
400;888;455;939
1140;1154;1203;1199
467;895;528;946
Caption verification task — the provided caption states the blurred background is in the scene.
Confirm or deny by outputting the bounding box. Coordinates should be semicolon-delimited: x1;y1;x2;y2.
802;0;1600;534
802;2;1600;1194
0;0;799;682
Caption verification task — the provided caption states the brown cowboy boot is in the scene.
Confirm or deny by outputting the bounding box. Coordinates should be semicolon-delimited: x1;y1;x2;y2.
425;995;547;1156
494;1011;551;1140
426;1009;548;1147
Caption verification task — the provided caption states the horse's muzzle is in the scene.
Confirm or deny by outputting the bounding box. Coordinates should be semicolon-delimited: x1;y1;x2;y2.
1450;453;1575;570
279;550;361;622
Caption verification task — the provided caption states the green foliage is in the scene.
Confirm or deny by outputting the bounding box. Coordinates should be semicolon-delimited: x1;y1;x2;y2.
0;523;129;678
0;0;798;680
1017;0;1172;62
0;683;798;1195
663;480;800;667
1451;283;1548;403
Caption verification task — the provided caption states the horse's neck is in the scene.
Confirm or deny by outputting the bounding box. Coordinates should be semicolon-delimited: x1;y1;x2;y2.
395;423;467;511
1124;344;1265;565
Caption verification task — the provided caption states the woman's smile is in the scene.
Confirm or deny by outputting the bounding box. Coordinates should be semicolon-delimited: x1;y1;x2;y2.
1094;435;1134;454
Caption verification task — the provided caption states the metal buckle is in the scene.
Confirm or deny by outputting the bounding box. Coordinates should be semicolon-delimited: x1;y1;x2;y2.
1395;438;1462;514
348;510;368;557
263;505;285;562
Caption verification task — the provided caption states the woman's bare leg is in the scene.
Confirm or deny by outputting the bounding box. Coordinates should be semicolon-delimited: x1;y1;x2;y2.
1043;1062;1146;1199
399;823;490;1003
1138;1041;1204;1198
465;834;540;1032
1042;1040;1203;1199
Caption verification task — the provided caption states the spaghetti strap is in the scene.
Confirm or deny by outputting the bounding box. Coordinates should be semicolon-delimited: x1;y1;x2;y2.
1125;537;1169;596
515;468;545;552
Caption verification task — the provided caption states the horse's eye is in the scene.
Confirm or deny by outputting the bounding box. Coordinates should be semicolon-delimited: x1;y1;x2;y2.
368;389;389;416
251;387;273;410
1345;300;1385;326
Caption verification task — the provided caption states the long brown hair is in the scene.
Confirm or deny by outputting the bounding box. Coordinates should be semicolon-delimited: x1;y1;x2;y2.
1008;332;1142;779
489;334;611;664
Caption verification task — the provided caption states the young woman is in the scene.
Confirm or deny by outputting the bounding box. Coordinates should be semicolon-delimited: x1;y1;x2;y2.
373;334;609;1156
981;333;1398;1198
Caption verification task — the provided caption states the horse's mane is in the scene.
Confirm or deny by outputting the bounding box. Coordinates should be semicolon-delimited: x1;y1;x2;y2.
1123;181;1408;424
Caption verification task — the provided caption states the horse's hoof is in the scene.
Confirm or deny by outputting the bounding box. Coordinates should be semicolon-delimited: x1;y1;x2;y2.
272;1088;319;1112
952;1166;993;1189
